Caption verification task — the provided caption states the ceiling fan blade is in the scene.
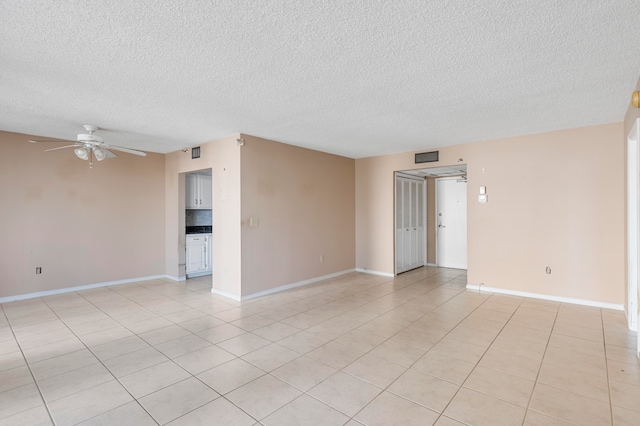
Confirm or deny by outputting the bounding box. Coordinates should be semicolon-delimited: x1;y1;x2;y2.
44;144;80;152
29;139;74;143
107;145;147;156
103;149;117;158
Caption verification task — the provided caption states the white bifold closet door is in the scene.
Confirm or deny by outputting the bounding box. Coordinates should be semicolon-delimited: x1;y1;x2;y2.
395;175;425;274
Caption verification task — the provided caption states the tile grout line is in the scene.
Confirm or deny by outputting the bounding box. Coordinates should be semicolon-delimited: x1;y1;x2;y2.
520;301;561;426
42;274;360;424
0;299;57;425
523;305;620;425
305;272;472;423
51;281;263;425
6;268;625;425
38;289;161;425
421;290;526;424
169;270;415;424
224;269;467;423
22;281;220;424
601;307;615;426
237;270;466;422
0;269;520;425
66;281;263;425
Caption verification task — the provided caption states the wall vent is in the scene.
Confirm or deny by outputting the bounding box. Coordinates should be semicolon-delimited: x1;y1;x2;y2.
415;151;439;164
191;147;201;159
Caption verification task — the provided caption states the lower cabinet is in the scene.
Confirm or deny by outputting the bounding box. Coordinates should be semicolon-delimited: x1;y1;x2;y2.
186;234;212;277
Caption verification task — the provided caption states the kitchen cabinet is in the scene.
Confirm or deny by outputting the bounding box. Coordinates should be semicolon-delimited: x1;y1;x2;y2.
186;173;212;209
186;234;212;277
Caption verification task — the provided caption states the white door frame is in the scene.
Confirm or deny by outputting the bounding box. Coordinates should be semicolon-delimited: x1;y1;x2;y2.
182;168;214;285
435;176;468;269
627;118;639;333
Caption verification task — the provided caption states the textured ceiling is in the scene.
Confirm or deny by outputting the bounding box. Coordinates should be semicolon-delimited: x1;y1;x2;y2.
1;1;640;159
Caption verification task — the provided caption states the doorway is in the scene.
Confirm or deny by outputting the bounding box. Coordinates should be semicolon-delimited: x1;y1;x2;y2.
395;165;467;274
436;177;468;269
183;169;213;281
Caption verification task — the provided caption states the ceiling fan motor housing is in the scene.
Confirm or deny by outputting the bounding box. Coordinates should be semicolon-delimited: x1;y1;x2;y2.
77;133;103;143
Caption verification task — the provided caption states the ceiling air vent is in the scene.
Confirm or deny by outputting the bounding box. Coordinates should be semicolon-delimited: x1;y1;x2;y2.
192;147;201;159
415;151;439;164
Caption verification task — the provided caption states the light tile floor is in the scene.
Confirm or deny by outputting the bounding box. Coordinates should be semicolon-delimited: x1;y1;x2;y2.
0;267;638;425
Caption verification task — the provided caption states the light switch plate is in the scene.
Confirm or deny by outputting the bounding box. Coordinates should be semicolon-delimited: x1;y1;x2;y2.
480;186;486;195
249;217;259;227
478;194;488;203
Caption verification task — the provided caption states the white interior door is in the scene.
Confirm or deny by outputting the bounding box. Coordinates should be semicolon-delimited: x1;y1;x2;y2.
395;174;425;274
436;177;467;269
412;180;425;266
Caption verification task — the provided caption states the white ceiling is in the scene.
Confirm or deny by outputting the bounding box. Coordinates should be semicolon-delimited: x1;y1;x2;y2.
2;1;640;159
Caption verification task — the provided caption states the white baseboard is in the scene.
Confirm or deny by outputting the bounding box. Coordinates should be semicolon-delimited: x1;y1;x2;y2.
625;310;638;332
164;275;186;282
0;275;170;304
186;271;212;279
426;263;438;267
229;269;357;301
466;284;624;311
211;288;241;301
355;268;395;277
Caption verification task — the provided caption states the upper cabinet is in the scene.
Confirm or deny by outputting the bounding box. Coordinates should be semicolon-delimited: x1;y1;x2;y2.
186;173;212;209
185;174;198;209
199;174;212;208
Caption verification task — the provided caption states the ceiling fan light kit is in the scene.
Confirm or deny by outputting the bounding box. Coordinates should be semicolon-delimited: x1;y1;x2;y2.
74;147;89;160
93;148;107;161
29;124;147;168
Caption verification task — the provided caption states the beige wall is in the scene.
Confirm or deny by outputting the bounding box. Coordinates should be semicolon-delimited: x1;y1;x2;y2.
0;131;166;299
4;117;626;307
357;123;625;305
164;133;355;298
239;135;355;296
164;135;242;297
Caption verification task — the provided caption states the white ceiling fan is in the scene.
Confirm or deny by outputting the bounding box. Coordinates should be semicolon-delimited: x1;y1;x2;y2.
29;125;147;168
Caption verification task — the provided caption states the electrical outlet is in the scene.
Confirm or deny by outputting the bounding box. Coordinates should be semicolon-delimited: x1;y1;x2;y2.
546;266;551;274
36;267;42;274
